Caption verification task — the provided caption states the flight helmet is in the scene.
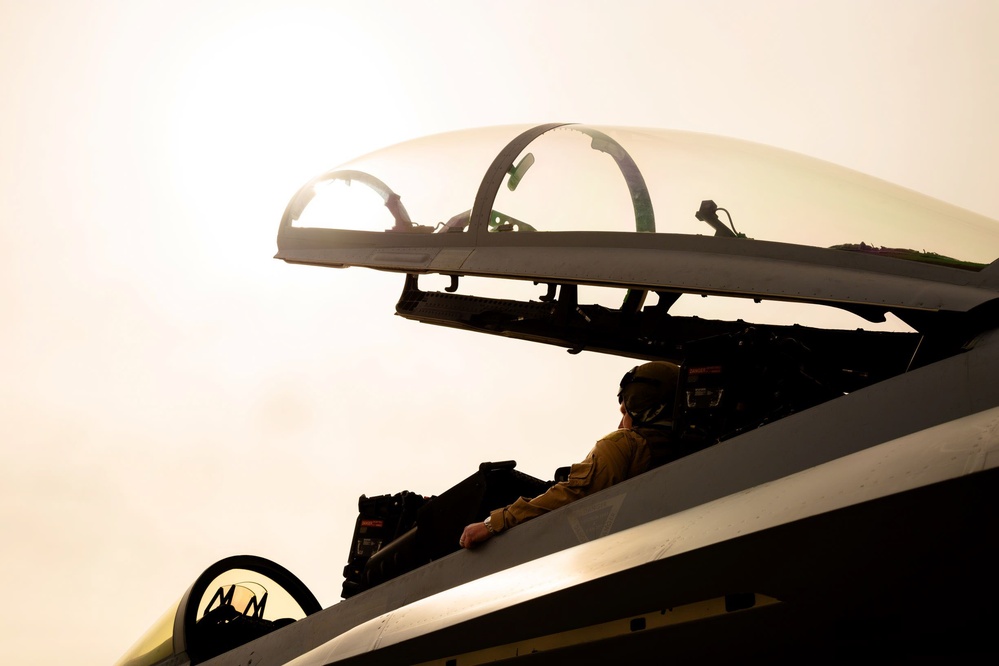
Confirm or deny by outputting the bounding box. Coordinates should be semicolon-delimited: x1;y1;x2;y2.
617;361;680;425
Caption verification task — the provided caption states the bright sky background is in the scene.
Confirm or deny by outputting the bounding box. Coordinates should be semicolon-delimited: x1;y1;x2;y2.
1;1;997;663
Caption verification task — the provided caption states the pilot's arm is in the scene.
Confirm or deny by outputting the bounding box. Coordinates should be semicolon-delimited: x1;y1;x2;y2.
459;426;649;549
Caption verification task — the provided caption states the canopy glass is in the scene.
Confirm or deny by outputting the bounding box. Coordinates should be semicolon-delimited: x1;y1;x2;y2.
284;124;999;269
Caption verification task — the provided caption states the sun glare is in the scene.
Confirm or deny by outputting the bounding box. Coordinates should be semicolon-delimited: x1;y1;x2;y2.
296;180;395;231
165;6;406;280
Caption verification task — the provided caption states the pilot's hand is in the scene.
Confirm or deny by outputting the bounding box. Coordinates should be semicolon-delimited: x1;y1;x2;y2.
459;521;492;549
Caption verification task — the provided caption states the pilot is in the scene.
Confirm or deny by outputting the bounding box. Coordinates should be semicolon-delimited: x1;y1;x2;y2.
459;361;680;549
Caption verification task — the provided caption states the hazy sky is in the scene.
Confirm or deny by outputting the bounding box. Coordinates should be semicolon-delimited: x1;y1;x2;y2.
1;1;997;663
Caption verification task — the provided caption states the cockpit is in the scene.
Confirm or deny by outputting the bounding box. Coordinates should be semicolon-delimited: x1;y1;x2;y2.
272;124;999;602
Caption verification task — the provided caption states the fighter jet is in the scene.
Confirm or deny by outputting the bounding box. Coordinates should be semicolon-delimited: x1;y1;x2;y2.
116;124;999;665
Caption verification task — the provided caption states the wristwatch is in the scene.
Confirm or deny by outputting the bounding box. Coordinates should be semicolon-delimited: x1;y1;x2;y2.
484;516;496;534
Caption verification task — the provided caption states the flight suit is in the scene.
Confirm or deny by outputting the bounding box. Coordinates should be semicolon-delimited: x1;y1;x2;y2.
487;426;674;533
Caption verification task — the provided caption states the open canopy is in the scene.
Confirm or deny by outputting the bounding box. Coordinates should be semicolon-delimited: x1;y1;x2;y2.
277;124;999;318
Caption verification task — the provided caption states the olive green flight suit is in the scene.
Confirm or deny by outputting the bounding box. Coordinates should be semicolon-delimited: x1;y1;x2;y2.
487;426;671;533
